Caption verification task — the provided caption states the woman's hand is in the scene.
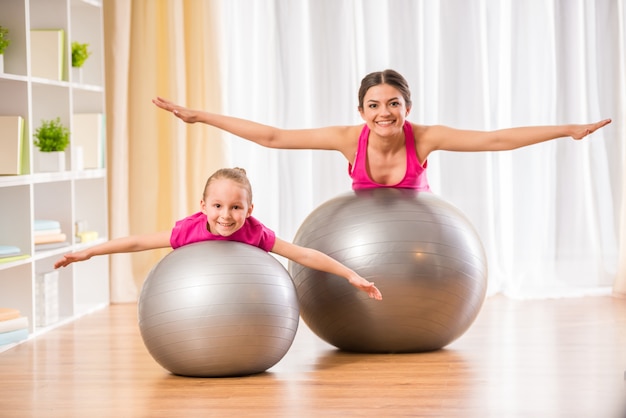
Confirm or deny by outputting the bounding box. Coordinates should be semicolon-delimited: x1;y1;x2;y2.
152;97;200;123
570;118;612;140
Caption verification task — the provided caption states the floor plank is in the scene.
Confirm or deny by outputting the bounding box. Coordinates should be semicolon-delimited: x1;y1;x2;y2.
1;294;625;417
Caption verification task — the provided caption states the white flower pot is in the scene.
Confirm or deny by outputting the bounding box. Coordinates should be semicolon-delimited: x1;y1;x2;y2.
0;54;4;73
72;66;83;83
37;150;66;172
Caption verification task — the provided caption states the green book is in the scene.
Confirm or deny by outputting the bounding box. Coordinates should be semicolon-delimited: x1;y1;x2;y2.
0;116;25;175
0;254;30;264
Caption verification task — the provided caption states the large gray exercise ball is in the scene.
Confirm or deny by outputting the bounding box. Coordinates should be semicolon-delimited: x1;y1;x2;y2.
138;241;299;377
289;188;488;353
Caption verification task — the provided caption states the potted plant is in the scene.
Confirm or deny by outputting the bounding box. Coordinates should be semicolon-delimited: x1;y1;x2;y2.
34;117;70;172
0;25;10;73
71;41;91;83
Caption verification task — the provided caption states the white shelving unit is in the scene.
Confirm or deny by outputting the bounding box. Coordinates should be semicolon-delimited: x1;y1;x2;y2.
0;0;109;347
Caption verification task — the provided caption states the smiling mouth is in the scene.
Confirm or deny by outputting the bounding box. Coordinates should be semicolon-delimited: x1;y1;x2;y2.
376;120;395;126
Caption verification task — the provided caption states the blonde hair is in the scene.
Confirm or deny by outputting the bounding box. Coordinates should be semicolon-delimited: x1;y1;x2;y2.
203;167;253;204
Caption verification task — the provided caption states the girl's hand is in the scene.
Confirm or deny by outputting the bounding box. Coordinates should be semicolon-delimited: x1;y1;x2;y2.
54;251;91;269
348;275;383;300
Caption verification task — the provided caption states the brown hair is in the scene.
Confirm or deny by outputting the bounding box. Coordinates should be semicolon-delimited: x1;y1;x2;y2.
203;167;253;204
357;69;412;110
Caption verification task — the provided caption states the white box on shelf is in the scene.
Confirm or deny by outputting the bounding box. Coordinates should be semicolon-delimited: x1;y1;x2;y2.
30;29;65;80
35;270;60;327
0;116;25;175
71;113;104;169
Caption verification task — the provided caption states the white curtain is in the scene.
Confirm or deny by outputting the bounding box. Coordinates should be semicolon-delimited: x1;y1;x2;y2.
211;0;625;299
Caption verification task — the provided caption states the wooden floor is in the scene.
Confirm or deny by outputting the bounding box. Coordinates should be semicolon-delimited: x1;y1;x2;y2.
1;294;625;418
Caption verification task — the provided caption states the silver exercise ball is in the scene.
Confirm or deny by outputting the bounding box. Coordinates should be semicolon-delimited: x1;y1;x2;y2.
289;188;488;353
138;241;300;377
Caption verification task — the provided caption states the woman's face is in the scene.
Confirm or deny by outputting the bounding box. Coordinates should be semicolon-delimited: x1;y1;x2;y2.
359;83;411;138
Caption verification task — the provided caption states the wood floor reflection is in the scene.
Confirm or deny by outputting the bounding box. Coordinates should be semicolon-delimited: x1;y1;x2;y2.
1;294;625;417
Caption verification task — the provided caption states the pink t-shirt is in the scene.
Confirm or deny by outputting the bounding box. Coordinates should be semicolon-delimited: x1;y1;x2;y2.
349;121;431;191
170;212;276;252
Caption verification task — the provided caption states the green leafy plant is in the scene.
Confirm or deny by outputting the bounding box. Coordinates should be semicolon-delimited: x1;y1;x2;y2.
0;25;10;55
71;41;91;68
34;117;70;152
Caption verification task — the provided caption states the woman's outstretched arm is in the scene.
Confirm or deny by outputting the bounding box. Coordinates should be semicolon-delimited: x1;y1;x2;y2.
152;97;358;157
420;119;612;155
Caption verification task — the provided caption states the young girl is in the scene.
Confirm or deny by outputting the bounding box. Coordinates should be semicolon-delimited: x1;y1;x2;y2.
54;167;382;300
153;69;611;191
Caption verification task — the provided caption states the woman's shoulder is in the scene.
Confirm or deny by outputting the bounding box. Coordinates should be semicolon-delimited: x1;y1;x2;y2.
316;124;363;137
411;122;453;141
411;123;455;159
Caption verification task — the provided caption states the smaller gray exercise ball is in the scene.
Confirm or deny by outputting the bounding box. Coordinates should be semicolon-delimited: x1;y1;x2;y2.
289;188;488;353
138;241;300;377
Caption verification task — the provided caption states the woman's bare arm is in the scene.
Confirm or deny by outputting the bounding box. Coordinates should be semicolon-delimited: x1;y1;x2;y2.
417;119;612;157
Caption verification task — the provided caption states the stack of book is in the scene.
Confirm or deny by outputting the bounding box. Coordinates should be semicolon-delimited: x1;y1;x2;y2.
34;219;68;251
0;308;29;349
0;245;29;264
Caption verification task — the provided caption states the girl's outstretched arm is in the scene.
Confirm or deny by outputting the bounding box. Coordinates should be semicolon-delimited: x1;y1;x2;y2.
271;237;382;300
54;231;171;269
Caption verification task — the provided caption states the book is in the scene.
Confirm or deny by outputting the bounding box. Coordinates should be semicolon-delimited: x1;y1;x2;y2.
77;230;99;243
0;328;29;346
34;219;61;231
34;233;67;245
0;245;21;256
34;228;62;236
72;113;105;169
0;308;21;321
0;316;29;333
35;241;69;252
0;251;23;258
0;116;25;175
0;254;29;264
30;29;65;80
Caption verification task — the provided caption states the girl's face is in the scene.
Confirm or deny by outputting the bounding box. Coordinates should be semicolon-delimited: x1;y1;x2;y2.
201;178;253;237
359;83;411;137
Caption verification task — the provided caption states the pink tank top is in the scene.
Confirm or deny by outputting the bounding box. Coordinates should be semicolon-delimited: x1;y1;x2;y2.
170;212;276;252
349;121;431;191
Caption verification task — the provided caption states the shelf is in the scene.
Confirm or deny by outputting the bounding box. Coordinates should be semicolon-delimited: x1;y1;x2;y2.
0;0;109;343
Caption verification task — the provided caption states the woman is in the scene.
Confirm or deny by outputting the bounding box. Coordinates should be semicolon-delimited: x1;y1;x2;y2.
153;69;611;191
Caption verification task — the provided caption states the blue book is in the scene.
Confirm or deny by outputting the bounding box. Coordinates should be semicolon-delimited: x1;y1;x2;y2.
0;328;29;346
34;219;61;231
0;245;21;256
